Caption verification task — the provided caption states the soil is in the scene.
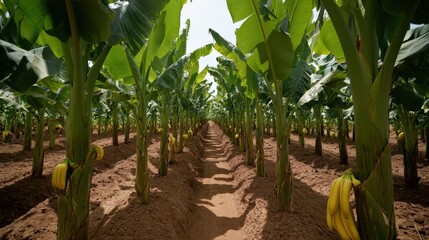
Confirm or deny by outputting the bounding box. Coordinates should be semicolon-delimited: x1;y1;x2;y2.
0;121;428;239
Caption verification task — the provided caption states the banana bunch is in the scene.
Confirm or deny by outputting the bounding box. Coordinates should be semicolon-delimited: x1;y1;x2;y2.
327;171;361;240
94;145;104;161
52;159;69;190
168;136;176;146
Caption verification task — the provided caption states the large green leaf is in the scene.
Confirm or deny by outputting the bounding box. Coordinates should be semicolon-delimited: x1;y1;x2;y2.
143;0;187;81
316;19;345;62
104;44;132;80
175;19;190;60
395;24;429;66
284;0;313;50
185;43;213;72
16;0;114;43
236;15;277;54
0;88;27;111
226;0;254;23
152;55;189;90
266;30;294;81
0;40;62;92
297;70;347;106
391;83;424;111
209;28;247;79
108;0;171;52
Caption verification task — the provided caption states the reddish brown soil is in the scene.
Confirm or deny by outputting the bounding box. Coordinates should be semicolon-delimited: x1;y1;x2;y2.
0;121;428;239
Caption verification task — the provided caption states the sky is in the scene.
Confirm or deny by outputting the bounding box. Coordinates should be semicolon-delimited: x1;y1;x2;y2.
180;0;237;94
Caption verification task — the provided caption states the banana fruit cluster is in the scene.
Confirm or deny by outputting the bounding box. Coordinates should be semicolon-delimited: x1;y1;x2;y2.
94;145;104;161
52;159;69;190
327;171;361;240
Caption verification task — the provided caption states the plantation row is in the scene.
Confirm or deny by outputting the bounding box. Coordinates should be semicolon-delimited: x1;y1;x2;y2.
1;0;429;239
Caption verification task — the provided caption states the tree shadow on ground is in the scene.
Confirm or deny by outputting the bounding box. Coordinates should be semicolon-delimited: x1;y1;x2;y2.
226;144;341;240
0;175;54;228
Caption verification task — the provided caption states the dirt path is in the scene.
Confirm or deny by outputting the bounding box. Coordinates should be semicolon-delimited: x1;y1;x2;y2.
189;121;244;240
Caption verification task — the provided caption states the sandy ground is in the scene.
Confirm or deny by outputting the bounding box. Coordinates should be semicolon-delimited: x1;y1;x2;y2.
0;121;428;239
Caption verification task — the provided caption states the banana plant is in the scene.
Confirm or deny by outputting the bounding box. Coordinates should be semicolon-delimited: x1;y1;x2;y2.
153;43;212;170
298;57;350;163
319;0;429;237
209;28;262;169
8;0;171;237
1;39;65;176
226;0;313;210
104;0;187;201
390;24;429;188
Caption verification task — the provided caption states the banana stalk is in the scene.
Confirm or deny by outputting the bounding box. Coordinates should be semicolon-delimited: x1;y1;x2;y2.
255;95;265;177
23;111;32;151
125;47;150;204
32;107;45;177
244;98;254;165
48;118;56;148
111;100;119;146
159;92;169;176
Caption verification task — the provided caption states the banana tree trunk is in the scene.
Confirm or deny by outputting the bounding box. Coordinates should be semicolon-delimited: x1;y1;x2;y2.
159;93;169;176
23;111;32;151
124;110;130;144
48;119;56;148
337;108;348;164
112;100;119;146
255;95;265;177
274;86;292;211
13;115;21;139
170;96;178;163
245;97;254;165
239;115;245;152
135;99;149;203
178;105;184;153
314;105;322;156
320;114;325;137
272;113;276;137
297;108;305;149
32;107;45;177
125;48;150;204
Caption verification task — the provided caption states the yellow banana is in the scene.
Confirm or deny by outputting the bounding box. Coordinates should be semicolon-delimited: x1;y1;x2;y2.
55;164;62;189
328;177;343;215
51;164;59;188
334;210;351;240
58;163;68;190
327;206;334;231
340;176;353;216
340;210;354;239
342;206;360;240
94;145;104;160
